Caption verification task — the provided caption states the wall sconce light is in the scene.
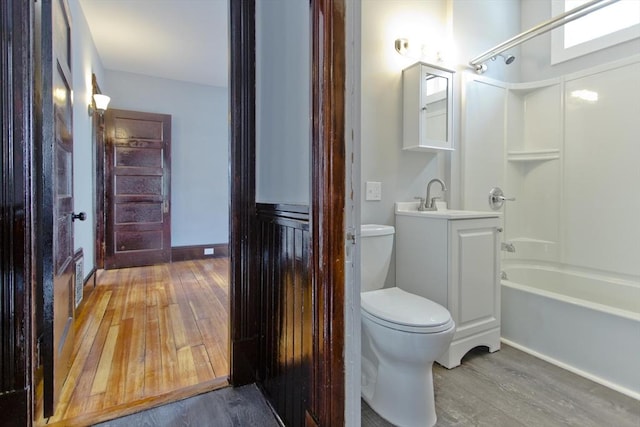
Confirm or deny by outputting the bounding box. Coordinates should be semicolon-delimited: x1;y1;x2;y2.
394;37;448;63
89;93;111;116
395;38;410;55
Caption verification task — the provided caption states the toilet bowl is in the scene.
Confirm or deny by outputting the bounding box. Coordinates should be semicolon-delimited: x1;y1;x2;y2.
361;224;455;427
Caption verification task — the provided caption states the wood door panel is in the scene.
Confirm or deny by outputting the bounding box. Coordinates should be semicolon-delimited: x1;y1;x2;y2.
114;117;165;140
104;109;171;269
115;203;163;224
115;147;163;168
114;230;164;252
115;175;163;195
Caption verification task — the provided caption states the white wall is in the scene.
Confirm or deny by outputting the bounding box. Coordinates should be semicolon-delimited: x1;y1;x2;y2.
103;70;229;247
360;0;522;285
361;0;448;285
70;0;105;279
255;0;310;205
450;0;521;83
361;0;446;225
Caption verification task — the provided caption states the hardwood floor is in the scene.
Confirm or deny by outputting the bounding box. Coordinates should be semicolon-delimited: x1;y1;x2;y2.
362;345;640;427
39;259;230;426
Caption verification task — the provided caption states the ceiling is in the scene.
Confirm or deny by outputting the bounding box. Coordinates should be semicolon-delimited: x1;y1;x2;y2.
78;0;228;87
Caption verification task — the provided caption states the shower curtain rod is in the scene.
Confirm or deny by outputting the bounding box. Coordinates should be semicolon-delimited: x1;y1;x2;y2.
469;0;621;72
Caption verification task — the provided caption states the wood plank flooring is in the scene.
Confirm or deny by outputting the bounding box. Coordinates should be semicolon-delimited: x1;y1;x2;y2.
362;345;640;427
40;259;230;426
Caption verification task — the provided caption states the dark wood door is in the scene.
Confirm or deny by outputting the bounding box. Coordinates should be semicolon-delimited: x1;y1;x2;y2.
103;109;171;269
42;0;76;416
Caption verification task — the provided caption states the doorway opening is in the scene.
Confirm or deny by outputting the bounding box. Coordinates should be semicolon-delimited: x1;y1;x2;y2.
34;1;232;424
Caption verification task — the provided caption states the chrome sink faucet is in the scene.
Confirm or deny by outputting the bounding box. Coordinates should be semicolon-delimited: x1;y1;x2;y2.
424;178;447;210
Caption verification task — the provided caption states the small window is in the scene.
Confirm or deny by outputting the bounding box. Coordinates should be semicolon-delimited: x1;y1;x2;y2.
551;0;640;64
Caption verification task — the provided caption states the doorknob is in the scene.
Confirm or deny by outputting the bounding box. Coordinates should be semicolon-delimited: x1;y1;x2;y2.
72;212;87;222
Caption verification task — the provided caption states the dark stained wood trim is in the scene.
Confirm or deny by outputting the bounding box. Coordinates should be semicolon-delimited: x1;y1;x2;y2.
93;74;106;269
229;0;258;387
0;0;34;425
229;0;346;423
305;410;321;427
83;266;97;288
171;243;229;261
310;0;346;424
35;0;57;417
256;204;311;426
256;203;310;224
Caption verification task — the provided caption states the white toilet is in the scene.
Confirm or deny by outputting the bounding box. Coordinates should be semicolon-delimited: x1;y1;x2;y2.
361;224;455;427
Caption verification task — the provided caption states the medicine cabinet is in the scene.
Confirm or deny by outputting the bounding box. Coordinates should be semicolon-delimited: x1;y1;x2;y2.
402;62;455;151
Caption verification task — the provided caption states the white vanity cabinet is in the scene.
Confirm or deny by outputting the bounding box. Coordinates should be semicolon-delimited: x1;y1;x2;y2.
395;211;501;369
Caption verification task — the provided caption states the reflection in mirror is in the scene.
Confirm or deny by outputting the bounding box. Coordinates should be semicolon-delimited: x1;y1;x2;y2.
422;74;448;141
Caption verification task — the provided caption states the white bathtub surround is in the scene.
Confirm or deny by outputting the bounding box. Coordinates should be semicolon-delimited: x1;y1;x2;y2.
463;57;640;276
502;264;640;400
463;55;640;399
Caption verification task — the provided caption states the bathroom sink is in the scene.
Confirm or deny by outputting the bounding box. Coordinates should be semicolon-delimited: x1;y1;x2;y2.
395;202;500;219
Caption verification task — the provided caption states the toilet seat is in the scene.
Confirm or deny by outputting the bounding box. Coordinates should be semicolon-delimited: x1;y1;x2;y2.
361;287;454;333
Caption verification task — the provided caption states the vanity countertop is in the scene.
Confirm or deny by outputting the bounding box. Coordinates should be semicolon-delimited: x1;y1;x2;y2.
395;202;501;219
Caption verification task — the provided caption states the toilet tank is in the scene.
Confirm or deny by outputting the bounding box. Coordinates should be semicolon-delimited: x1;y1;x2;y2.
361;224;394;292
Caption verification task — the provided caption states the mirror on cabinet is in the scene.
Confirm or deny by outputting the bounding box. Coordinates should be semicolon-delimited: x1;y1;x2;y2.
402;62;455;151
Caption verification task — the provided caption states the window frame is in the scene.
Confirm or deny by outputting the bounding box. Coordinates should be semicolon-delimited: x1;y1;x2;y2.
551;0;640;64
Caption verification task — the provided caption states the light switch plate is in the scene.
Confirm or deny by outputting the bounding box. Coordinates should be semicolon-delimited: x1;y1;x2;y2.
365;181;382;201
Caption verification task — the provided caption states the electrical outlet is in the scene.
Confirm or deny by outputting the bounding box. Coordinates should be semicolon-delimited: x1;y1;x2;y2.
365;181;382;201
204;248;215;255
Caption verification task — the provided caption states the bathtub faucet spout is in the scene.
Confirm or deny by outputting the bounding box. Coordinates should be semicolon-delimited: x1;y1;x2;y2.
501;242;516;253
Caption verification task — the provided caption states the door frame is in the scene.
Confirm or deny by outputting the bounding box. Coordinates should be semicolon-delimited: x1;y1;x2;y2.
0;1;34;425
229;0;347;424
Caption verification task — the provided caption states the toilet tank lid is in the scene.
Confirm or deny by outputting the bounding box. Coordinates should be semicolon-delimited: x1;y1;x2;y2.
361;224;394;237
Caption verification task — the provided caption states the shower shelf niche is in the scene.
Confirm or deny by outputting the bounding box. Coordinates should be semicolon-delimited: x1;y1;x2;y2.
507;149;560;162
508;237;556;245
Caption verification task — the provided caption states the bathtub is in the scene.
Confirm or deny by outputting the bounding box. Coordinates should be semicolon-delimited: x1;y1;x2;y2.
501;265;640;400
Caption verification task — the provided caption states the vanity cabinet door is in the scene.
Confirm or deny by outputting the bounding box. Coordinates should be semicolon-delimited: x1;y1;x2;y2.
448;218;501;340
